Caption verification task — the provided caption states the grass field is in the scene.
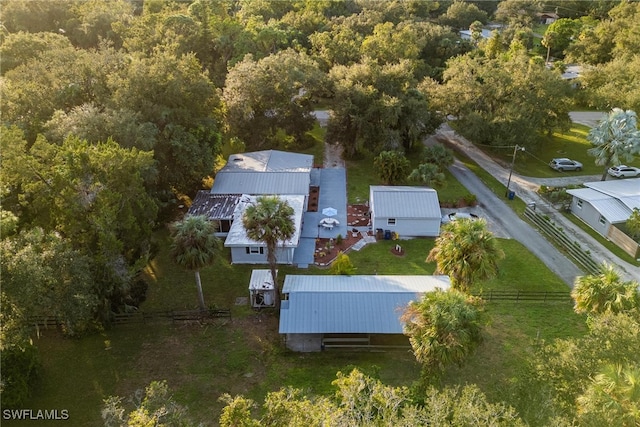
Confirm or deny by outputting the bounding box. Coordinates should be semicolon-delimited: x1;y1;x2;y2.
15;234;586;426
478;124;640;178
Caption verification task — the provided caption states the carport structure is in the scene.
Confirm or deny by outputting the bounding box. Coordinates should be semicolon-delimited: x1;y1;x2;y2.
279;274;451;352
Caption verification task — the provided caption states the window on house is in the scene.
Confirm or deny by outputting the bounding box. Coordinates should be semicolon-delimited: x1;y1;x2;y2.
246;247;264;254
387;218;396;226
598;216;606;226
576;199;583;209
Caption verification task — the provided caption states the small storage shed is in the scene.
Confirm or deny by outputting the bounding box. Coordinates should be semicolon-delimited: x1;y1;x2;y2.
249;269;276;308
224;194;305;265
279;275;451;352
369;186;441;237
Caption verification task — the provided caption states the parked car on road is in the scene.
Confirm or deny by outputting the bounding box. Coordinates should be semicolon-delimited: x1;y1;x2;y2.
549;158;583;172
607;165;640;178
441;212;479;224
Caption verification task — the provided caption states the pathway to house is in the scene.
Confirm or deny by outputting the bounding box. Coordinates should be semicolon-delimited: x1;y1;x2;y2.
432;123;639;284
293;168;348;267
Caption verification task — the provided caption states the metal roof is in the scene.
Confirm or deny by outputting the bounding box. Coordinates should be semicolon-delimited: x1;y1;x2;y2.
584;178;640;211
249;269;275;291
370;186;440;218
211;171;310;195
187;191;241;219
222;150;313;173
279;275;451;334
224;195;305;247
567;188;633;223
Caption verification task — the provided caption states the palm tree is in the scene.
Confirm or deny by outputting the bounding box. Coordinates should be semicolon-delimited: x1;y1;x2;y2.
427;219;504;293
587;108;640;181
577;363;640;427
242;196;295;309
571;263;640;316
169;215;221;311
408;163;445;187
401;290;484;375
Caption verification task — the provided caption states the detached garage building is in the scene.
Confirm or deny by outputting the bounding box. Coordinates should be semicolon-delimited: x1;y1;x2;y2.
279;274;451;352
369;186;441;237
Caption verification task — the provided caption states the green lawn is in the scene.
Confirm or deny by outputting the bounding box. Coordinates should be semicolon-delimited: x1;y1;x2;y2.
15;233;587;426
479;124;640;178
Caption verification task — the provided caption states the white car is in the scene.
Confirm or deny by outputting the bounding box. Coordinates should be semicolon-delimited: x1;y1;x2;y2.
607;165;640;178
441;212;479;224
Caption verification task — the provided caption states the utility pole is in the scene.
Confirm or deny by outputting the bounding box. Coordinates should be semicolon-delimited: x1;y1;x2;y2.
506;145;525;199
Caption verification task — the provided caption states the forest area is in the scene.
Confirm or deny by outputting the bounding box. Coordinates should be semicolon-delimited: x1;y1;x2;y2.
1;0;640;425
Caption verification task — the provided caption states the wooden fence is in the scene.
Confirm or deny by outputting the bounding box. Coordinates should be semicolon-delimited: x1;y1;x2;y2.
523;206;600;275
607;225;640;258
29;308;231;330
472;290;572;302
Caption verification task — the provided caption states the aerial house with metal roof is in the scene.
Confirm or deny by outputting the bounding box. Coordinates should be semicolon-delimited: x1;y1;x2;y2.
279;274;451;352
224;194;305;265
567;178;640;257
369;186;441;238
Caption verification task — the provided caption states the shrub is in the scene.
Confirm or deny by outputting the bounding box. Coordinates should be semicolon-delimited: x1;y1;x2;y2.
464;194;477;206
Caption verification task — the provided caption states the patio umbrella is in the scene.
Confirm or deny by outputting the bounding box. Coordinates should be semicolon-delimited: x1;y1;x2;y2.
322;207;338;217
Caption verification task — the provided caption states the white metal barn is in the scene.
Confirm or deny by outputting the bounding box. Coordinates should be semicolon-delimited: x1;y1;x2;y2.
369;186;441;237
279;275;451;352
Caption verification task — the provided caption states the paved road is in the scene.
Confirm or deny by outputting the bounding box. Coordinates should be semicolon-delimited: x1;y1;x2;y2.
447;158;583;287
568;111;607;127
432;123;640;285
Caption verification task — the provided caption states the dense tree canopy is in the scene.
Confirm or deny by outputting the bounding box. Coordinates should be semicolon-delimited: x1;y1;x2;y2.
532;312;640;420
424;51;573;149
223;49;327;149
328;58;439;157
218;368;525;426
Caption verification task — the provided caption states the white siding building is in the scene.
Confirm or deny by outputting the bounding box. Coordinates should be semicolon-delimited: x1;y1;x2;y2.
224;195;305;265
566;178;640;237
369;186;441;237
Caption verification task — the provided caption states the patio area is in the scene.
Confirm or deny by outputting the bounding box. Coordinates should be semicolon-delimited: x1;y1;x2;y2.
294;168;348;266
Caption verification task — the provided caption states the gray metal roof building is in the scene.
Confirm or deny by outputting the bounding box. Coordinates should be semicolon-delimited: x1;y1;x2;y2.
279;275;451;334
567;178;640;223
211;171;310;195
211;150;313;195
224;150;313;172
369;186;440;219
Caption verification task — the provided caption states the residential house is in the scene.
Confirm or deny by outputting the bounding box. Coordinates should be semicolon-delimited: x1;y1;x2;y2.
459;28;494;41
538;12;559;25
188;150;314;264
224;194;305;265
369;186;441;237
567;178;640;256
